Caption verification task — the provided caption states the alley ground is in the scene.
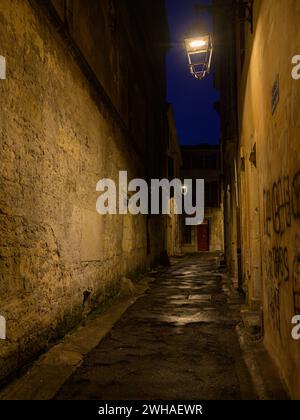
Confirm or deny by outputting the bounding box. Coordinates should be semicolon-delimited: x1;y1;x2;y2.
1;254;288;400
55;254;256;400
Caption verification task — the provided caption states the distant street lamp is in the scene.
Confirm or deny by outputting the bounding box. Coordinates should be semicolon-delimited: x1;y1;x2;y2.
181;185;188;195
184;34;213;80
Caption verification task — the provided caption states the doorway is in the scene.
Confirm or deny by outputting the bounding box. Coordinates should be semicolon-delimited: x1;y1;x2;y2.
197;222;209;252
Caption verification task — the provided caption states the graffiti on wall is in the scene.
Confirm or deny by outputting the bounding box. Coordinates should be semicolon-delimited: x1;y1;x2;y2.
266;246;289;284
264;172;300;237
263;171;300;332
293;235;300;315
292;172;300;220
267;283;281;333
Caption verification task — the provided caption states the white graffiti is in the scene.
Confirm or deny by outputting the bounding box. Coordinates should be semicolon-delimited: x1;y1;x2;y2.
0;316;6;340
291;315;300;340
0;55;6;80
292;55;300;80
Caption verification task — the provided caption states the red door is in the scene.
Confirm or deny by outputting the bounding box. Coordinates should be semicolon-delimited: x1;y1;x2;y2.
197;224;209;252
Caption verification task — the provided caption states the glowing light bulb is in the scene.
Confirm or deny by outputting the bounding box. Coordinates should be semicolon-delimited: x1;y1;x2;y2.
190;39;206;49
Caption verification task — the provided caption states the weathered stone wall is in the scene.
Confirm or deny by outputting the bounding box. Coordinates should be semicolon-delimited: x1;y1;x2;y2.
206;207;224;252
166;106;182;257
0;0;168;382
237;0;300;398
213;0;241;289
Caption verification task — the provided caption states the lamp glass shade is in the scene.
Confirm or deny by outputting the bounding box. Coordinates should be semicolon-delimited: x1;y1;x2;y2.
184;35;210;54
184;34;213;80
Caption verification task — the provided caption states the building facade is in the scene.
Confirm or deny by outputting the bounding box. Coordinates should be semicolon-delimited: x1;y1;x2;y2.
166;105;183;257
181;145;224;254
214;0;300;398
0;0;169;382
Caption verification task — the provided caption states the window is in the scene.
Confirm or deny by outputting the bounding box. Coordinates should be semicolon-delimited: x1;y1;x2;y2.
168;157;175;198
205;182;220;207
183;154;191;169
168;157;174;180
184;225;192;244
240;21;246;72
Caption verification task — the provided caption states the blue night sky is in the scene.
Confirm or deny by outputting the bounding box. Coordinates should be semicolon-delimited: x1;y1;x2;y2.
165;0;220;146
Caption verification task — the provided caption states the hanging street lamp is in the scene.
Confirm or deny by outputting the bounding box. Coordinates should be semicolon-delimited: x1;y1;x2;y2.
184;1;253;81
184;34;213;80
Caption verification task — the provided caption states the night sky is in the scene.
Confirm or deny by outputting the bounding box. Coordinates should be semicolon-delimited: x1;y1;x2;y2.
166;0;220;146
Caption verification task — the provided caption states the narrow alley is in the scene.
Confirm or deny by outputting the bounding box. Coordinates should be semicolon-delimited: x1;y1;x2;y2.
54;255;256;400
0;0;300;404
1;254;257;400
1;254;287;401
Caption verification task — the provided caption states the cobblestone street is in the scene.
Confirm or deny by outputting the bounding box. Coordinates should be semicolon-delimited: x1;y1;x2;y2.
55;254;257;400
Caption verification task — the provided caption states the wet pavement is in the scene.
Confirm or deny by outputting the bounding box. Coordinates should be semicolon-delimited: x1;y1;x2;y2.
55;254;257;400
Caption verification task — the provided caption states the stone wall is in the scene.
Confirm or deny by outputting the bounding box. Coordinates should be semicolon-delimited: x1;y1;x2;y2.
166;106;182;257
0;0;168;382
237;0;300;398
206;207;224;252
